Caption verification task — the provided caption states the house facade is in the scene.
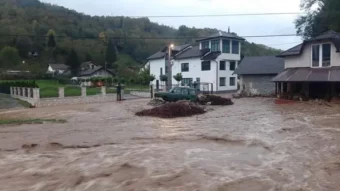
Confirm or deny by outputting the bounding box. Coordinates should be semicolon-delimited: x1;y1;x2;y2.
273;30;340;100
234;56;284;96
47;64;69;74
146;31;244;92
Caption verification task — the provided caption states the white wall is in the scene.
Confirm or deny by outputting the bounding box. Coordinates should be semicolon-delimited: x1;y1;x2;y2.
148;58;166;84
172;58;218;90
216;59;238;91
285;42;340;68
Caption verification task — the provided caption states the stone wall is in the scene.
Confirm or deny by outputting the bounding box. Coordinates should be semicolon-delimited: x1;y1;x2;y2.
240;75;276;96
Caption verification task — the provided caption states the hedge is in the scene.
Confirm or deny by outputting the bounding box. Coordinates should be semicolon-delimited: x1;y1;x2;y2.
0;80;38;94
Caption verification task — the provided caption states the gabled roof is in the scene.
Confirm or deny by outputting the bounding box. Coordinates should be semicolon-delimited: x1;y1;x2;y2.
278;30;340;57
79;66;114;76
234;56;284;75
196;31;245;42
147;51;165;60
49;64;69;70
147;44;191;60
201;51;221;60
174;46;210;59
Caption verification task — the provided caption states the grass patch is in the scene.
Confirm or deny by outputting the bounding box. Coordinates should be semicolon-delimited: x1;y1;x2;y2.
0;119;67;125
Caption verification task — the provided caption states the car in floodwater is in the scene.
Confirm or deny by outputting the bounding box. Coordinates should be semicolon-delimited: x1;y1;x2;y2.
154;87;198;102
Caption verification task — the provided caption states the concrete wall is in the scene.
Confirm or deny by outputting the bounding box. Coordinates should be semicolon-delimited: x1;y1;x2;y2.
10;86;119;108
240;75;276;96
285;42;340;68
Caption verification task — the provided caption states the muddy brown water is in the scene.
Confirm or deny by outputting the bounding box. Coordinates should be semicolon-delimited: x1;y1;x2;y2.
0;98;340;191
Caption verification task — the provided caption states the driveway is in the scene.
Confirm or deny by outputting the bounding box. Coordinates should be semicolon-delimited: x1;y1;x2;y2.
0;98;340;191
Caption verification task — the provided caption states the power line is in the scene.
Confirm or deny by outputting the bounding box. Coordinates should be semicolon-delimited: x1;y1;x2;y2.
0;34;300;39
127;12;306;18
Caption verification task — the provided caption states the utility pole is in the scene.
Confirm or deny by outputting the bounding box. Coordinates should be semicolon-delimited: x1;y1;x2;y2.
167;44;174;91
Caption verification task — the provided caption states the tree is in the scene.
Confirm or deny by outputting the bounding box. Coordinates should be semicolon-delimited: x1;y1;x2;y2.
65;48;80;76
85;52;92;61
296;0;340;39
47;29;56;48
160;75;168;83
15;37;33;58
139;68;155;85
173;73;183;84
0;46;21;69
105;39;118;69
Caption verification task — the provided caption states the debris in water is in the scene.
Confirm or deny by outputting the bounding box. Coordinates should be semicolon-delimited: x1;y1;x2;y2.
136;102;206;118
198;95;234;105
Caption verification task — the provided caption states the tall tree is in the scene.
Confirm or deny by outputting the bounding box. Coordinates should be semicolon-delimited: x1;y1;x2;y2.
0;46;21;69
85;52;92;61
105;39;118;69
296;0;340;39
47;29;57;48
65;48;80;76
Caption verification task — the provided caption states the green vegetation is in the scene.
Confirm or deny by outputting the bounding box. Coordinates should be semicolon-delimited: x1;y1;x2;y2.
0;118;67;125
296;0;340;39
0;0;281;77
0;80;37;94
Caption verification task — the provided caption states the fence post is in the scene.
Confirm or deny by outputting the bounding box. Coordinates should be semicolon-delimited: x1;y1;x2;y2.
28;88;33;98
150;85;154;99
14;87;18;97
81;87;86;97
101;86;106;96
33;88;40;100
59;87;65;98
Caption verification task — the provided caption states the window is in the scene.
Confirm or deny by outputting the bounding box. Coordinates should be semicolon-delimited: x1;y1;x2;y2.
232;41;239;54
160;68;163;75
222;40;230;53
181;78;193;86
322;44;331;67
189;89;196;95
230;77;236;86
312;44;332;67
312;45;320;67
202;41;209;49
182;88;189;95
219;77;226;86
220;61;226;70
211;40;220;51
201;61;211;71
230;61;236;71
172;87;182;93
181;63;189;72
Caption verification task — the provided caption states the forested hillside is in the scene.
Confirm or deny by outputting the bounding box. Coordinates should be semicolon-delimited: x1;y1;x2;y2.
0;0;281;75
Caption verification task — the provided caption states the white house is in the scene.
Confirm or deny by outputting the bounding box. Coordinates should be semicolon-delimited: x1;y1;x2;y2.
47;64;69;74
146;31;245;92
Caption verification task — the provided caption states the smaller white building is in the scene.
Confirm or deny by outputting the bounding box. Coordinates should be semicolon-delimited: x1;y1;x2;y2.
146;31;244;92
47;64;69;74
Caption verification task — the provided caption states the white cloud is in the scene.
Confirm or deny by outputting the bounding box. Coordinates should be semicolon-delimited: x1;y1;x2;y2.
41;0;304;50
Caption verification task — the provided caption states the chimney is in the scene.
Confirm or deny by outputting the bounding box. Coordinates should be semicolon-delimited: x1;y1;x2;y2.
228;26;230;33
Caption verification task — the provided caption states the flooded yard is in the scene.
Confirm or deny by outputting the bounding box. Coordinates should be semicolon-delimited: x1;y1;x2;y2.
0;98;340;191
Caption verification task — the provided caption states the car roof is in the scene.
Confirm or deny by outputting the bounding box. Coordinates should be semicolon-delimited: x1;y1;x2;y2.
174;87;196;90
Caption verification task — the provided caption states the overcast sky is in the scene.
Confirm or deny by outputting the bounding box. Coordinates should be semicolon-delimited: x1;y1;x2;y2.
40;0;304;50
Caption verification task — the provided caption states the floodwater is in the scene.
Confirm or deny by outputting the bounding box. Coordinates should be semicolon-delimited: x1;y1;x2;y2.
0;98;340;191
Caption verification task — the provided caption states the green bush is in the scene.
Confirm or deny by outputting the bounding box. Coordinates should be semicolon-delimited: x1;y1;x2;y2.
0;80;38;94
